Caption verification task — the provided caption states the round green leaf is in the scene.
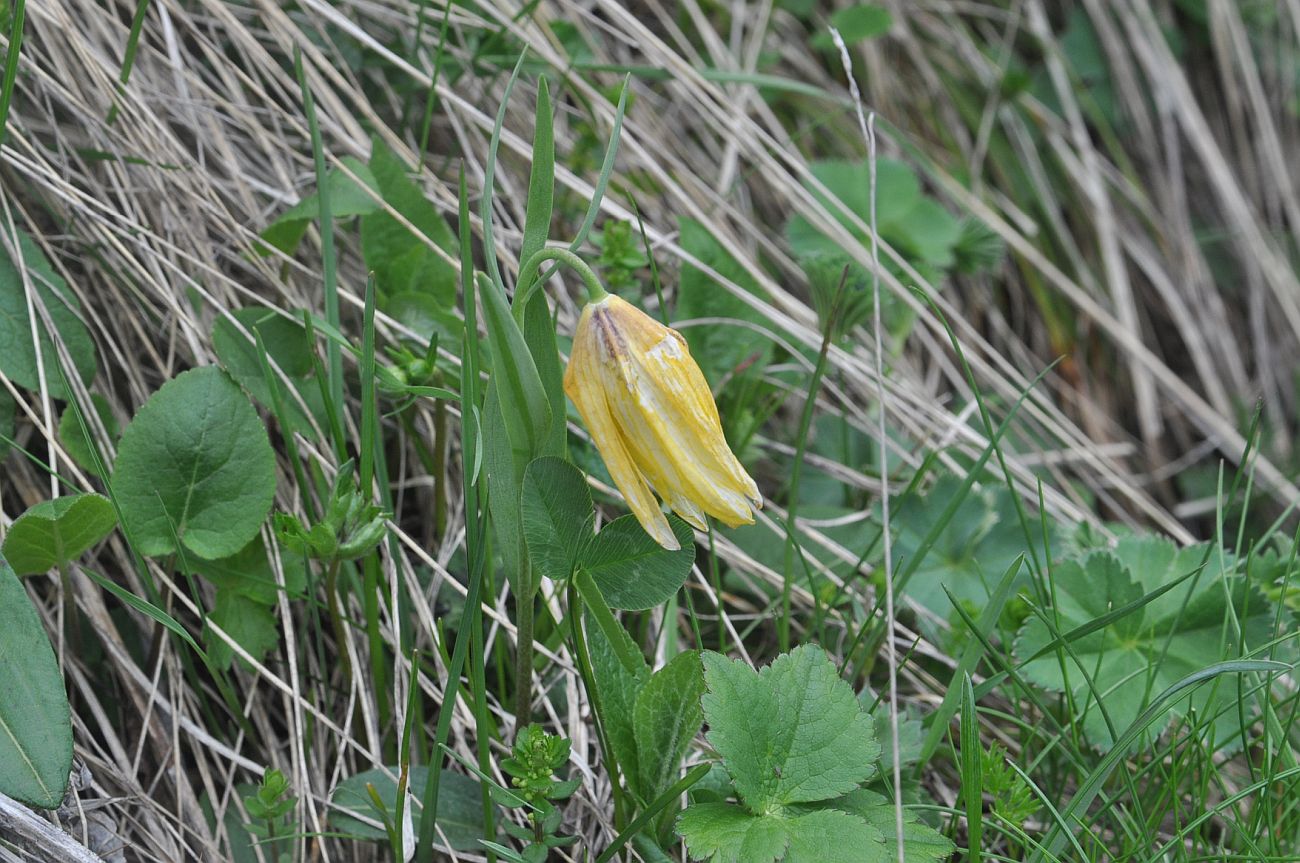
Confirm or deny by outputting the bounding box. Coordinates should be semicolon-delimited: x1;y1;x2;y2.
521;456;594;583
0;231;97;399
582;514;695;610
0;389;14;460
2;493;118;576
110;366;276;560
0;557;72;808
58;394;119;476
211;307;325;433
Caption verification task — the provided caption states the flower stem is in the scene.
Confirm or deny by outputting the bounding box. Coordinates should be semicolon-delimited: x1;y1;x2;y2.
513;555;535;724
514;247;607;324
574;570;643;676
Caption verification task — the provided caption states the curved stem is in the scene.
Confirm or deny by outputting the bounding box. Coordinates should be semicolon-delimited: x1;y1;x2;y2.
514;247;607;324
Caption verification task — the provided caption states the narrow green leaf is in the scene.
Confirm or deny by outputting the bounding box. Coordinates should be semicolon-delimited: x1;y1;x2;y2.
634;650;705;804
82;568;207;659
1035;659;1289;863
477;272;551;462
519;77;554;276
959;673;982;863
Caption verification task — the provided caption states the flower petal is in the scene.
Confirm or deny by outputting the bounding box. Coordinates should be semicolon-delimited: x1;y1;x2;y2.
564;313;679;550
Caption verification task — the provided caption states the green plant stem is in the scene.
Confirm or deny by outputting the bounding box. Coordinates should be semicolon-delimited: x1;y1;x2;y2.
514;247;608;321
574;569;643;676
567;580;628;831
295;49;345;450
593;763;711;863
106;0;151;125
324;558;352;688
431;384;449;541
778;318;835;653
513;556;535;724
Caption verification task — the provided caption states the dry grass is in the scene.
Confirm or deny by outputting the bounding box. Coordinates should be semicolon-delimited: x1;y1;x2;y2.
1;0;1297;860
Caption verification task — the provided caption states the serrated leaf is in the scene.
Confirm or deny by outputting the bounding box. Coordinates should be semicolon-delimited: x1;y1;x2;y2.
701;645;880;811
330;766;486;851
677;803;885;863
2;493;117;575
1015;538;1274;749
521;456;594;582
362;139;457;306
259;157;380;255
0;230;97;399
634;650;705;803
0;557;73;808
206;591;279;671
828;789;955;862
58;394;119;477
890;476;1048;620
110;366;277;560
582;514;695;610
678;803;789;863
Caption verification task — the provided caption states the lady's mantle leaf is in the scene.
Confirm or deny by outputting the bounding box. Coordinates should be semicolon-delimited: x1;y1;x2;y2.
700;644;880;811
110;366;276;560
0;557;73;808
2;493;117;575
1015;537;1273;749
678;803;885;863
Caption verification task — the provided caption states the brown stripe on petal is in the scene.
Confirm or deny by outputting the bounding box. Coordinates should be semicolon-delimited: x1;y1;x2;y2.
591;304;629;362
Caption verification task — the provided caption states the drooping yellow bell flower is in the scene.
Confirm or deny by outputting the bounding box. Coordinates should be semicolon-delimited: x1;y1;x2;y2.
563;293;762;550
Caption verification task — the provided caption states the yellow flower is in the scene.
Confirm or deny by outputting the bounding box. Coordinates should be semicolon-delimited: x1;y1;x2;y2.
563;294;761;550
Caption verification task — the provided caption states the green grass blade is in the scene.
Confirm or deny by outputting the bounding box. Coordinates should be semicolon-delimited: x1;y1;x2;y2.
0;0;25;150
295;48;345;455
959;673;983;863
1035;659;1290;862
